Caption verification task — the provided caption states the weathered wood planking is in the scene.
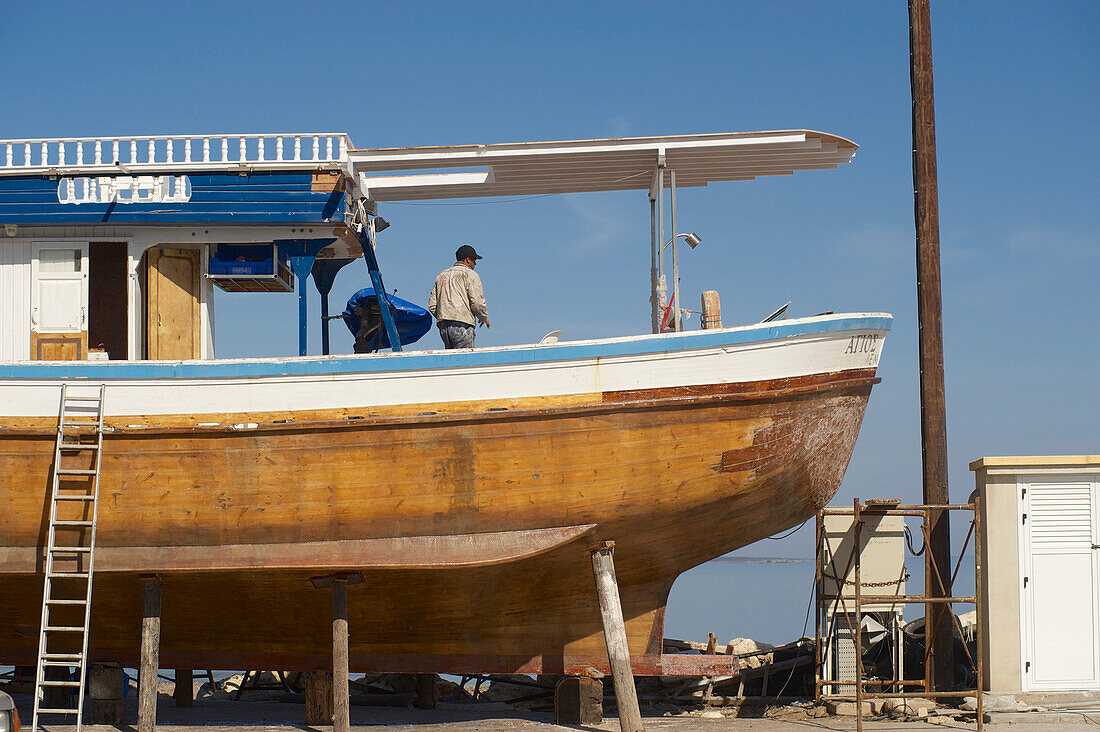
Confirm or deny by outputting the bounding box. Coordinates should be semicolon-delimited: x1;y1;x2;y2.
0;372;874;674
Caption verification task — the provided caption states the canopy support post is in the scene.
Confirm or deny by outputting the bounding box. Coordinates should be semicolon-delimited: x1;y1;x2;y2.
655;161;666;329
649;194;658;334
278;239;337;357
355;225;403;352
670;170;680;332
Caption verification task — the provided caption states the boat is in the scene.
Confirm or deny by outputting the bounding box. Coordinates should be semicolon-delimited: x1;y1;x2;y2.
0;130;890;676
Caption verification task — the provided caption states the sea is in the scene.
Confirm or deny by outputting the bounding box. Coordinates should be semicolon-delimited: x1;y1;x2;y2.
666;554;978;647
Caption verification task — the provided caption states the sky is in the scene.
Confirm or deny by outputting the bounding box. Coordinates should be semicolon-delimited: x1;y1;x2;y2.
3;1;1098;567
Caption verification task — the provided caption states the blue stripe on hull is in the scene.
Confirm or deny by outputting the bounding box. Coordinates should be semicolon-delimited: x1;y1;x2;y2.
0;316;892;381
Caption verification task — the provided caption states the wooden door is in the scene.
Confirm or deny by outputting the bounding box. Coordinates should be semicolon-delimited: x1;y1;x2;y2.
31;243;88;360
146;246;201;360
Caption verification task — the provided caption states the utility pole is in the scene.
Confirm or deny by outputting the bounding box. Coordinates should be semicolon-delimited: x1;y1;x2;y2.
909;0;953;692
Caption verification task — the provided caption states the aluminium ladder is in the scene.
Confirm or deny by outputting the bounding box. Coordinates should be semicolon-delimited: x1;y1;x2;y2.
32;384;106;732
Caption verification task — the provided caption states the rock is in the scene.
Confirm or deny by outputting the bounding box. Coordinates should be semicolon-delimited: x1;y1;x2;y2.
725;638;775;669
961;693;1019;712
700;709;723;718
826;700;874;716
436;678;472;702
478;674;539;703
883;697;937;716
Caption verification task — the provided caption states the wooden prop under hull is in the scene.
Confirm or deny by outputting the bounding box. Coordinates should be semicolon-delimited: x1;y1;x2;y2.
0;371;876;673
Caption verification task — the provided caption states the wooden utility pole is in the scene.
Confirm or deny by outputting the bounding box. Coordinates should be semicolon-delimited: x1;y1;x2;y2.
909;0;954;692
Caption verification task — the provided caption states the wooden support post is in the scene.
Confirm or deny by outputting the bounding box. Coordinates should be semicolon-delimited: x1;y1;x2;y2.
909;0;953;692
87;664;125;725
138;576;162;732
174;669;193;707
700;291;722;329
310;572;361;732
555;676;603;726
415;674;437;710
332;577;350;732
590;541;644;732
304;671;333;725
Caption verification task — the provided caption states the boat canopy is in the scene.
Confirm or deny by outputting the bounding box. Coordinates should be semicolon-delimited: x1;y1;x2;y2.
347;130;857;202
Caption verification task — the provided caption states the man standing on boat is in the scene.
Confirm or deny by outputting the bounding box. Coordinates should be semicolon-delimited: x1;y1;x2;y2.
427;245;490;348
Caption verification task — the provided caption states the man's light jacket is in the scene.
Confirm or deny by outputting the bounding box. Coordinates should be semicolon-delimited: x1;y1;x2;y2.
427;263;489;327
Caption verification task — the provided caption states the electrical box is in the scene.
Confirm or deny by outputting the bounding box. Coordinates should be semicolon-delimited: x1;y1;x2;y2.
821;514;906;612
820;512;906;694
208;243;294;293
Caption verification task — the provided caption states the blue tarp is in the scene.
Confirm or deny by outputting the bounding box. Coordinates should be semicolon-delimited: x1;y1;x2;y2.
341;287;432;351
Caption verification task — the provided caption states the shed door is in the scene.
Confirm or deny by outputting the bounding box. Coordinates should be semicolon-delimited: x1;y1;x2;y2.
145;246;201;360
30;243;89;360
1021;479;1100;691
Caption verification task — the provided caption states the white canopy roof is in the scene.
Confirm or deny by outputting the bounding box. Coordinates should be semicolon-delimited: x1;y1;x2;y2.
346;130;857;202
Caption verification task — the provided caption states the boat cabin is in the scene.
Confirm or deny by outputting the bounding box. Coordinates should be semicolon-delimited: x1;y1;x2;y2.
0;130;859;362
0;134;364;363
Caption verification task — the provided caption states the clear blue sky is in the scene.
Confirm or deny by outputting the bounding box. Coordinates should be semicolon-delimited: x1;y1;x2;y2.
4;1;1098;560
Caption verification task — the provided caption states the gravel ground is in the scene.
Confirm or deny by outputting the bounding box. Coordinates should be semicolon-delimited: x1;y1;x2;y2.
7;690;1100;732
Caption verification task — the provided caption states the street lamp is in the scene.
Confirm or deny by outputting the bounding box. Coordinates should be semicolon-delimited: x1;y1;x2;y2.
657;232;701;331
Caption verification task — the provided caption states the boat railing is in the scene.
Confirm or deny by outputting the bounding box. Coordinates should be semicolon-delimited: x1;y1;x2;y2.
0;133;351;175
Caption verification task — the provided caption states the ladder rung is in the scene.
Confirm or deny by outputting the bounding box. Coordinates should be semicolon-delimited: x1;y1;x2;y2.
40;679;81;687
47;573;90;579
53;520;94;526
46;598;88;605
64;395;102;401
50;546;92;552
60;442;100;450
36;708;80;715
56;468;98;475
42;653;84;661
43;625;86;632
55;495;96;501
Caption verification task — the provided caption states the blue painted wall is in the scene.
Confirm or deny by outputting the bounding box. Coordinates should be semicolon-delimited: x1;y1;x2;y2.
0;172;345;224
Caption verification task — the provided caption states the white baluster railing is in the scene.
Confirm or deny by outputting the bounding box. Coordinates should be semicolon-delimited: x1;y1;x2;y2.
0;133;354;175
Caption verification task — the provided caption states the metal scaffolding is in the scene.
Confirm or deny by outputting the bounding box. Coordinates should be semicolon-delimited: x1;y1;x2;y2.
815;498;984;731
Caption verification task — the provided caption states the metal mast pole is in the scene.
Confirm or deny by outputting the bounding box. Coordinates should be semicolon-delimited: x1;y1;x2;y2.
909;0;953;692
670;170;680;331
657;165;666;326
650;195;658;333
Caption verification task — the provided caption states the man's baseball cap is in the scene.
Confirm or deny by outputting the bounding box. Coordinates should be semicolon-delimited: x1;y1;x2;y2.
456;245;483;261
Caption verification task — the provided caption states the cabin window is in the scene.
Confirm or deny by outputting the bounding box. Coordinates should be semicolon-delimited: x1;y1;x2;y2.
38;248;82;274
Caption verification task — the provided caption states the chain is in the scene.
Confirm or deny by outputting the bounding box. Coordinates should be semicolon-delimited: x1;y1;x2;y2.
822;570;910;588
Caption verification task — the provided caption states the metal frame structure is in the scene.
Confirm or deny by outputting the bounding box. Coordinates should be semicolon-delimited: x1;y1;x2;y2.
815;498;984;731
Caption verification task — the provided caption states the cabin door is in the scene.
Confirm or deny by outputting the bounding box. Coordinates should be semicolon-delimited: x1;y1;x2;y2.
145;245;202;360
30;243;89;360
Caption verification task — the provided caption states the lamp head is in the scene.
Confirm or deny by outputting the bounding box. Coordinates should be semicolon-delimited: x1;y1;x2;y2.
684;232;701;249
373;216;391;233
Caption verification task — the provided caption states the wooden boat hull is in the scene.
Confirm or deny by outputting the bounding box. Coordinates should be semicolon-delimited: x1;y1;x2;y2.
0;315;888;673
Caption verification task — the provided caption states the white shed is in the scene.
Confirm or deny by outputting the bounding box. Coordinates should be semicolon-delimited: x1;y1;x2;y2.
972;456;1100;697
